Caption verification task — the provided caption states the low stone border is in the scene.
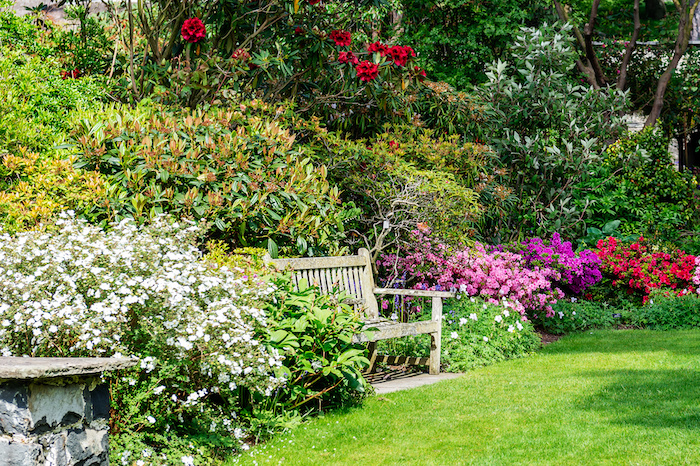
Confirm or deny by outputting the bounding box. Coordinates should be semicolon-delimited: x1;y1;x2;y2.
0;357;137;466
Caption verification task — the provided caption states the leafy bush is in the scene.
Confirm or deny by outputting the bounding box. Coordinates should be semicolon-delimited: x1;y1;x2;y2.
582;126;697;242
532;299;620;334
634;292;700;330
475;23;628;239
72;100;357;256
441;297;541;372
263;276;370;413
399;0;549;88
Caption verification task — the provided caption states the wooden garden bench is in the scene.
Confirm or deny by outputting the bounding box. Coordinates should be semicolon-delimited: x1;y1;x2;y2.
265;248;454;375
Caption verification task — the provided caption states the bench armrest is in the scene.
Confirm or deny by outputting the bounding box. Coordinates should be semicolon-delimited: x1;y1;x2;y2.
373;288;455;299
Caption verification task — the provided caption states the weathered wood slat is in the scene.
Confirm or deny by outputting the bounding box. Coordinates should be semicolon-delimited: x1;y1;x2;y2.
374;288;455;298
271;255;367;269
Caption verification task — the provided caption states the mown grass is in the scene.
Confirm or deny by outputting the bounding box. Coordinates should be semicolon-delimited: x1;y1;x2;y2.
231;330;700;465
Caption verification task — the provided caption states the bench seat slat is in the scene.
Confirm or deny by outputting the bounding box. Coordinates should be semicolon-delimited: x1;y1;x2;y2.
272;255;367;269
374;288;455;299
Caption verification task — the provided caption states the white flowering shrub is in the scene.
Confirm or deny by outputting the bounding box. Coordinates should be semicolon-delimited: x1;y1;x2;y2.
0;213;285;464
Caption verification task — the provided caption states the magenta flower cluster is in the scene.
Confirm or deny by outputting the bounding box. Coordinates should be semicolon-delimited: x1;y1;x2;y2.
504;233;602;294
379;230;602;319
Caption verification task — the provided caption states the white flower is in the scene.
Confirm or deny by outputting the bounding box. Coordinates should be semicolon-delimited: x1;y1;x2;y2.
516;322;523;331
459;318;468;326
494;315;502;323
507;325;515;333
469;313;478;321
572;311;576;315
147;416;156;424
181;456;195;466
153;385;166;395
483;336;489;342
450;331;459;339
503;310;510;317
558;311;564;319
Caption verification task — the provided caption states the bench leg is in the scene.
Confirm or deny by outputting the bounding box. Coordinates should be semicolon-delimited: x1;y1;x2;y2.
429;332;440;375
429;296;442;375
366;341;378;373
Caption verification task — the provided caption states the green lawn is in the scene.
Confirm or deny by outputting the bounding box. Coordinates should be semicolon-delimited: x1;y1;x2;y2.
231;330;700;465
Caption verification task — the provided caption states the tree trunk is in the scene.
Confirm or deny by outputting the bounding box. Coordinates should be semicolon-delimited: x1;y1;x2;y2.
583;0;608;86
618;0;641;90
645;0;698;126
645;0;667;19
552;0;600;88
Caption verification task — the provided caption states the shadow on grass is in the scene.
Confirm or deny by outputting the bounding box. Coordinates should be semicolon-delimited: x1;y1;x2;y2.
577;369;700;430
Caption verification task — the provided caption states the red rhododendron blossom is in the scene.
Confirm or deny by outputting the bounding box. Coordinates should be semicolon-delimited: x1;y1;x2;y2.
329;30;352;47
231;48;251;62
388;140;399;149
309;0;321;4
388;45;415;66
338;51;359;66
414;66;427;81
61;68;81;79
367;41;389;56
356;60;379;82
181;17;206;43
294;26;304;35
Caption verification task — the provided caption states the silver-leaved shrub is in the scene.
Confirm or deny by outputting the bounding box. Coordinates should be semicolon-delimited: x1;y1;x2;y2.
0;212;284;463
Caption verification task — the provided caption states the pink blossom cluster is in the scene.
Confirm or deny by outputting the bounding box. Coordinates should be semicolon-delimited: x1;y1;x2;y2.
378;230;564;318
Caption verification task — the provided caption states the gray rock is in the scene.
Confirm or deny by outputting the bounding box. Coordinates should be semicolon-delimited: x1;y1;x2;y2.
65;428;108;466
28;383;85;432
0;384;30;435
0;438;43;465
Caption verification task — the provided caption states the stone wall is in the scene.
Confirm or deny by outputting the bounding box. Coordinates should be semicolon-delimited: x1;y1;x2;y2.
0;378;110;466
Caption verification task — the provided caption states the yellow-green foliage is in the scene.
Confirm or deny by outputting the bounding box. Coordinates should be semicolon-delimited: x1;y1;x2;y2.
204;242;273;278
0;149;105;232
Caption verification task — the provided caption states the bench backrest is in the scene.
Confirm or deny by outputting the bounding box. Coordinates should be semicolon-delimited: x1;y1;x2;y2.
267;248;380;320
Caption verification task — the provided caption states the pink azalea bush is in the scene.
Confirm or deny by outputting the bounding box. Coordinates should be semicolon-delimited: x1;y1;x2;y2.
378;230;565;318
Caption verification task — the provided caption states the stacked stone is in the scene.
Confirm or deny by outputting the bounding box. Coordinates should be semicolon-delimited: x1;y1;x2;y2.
0;358;136;466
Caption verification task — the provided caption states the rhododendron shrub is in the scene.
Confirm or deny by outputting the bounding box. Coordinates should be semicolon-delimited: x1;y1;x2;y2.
0;213;284;461
596;236;697;302
505;233;602;294
379;230;563;317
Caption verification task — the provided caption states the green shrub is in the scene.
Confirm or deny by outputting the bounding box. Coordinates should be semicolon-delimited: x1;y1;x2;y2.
442;298;541;372
263;276;370;414
582;125;697;242
475;22;628;240
532;299;621;334
634;292;700;330
377;297;540;372
72;99;357;256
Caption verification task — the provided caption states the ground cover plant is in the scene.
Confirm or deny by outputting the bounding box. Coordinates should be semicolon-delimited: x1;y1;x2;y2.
234;330;700;465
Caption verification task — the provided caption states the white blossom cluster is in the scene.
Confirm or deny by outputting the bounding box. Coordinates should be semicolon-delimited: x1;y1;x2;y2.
0;211;285;409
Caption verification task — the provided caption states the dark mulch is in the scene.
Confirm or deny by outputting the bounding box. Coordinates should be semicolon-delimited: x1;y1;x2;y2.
538;331;563;345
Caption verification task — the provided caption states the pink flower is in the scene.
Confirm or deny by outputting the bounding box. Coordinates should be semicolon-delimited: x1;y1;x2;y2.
181;17;206;43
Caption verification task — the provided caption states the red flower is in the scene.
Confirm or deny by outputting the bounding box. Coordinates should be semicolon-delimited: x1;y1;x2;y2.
367;41;389;56
294;27;304;35
338;51;359;66
231;48;251;62
356;60;379;82
61;68;81;79
309;0;321;4
181;17;206;44
388;45;415;66
329;30;351;47
389;140;399;149
414;66;427;81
